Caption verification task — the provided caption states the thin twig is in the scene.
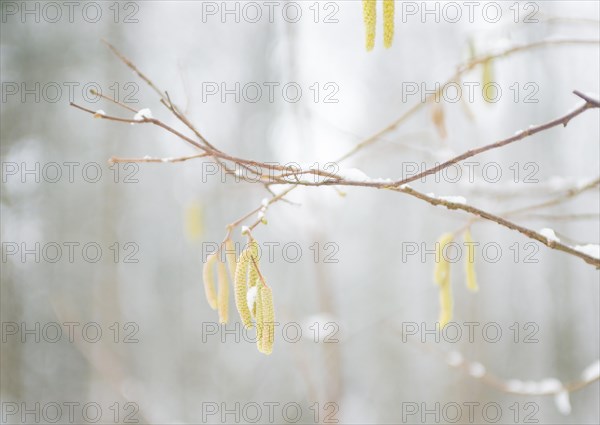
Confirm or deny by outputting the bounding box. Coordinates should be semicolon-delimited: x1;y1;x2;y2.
337;39;600;162
109;153;209;164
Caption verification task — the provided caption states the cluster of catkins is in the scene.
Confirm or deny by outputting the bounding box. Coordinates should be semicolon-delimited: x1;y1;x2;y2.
363;0;395;50
203;238;275;355
434;229;479;328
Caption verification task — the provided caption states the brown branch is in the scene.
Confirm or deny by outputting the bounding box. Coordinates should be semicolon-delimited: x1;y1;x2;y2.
72;94;600;268
574;90;600;107
394;186;600;268
109;153;209;164
103;39;219;153
390;97;597;188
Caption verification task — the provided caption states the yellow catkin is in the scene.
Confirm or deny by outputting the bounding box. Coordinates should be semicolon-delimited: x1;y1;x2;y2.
363;0;376;51
433;233;454;328
249;287;258;319
433;233;454;286
464;229;479;292
482;59;494;103
247;241;259;288
224;239;237;279
234;247;253;329
383;0;395;48
259;285;275;355
202;253;218;310
255;285;264;353
217;260;229;323
184;201;203;241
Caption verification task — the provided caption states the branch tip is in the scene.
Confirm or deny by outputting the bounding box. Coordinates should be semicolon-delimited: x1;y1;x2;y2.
573;90;600;107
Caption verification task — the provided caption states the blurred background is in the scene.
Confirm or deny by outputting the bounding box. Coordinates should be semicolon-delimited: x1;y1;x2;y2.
1;1;599;423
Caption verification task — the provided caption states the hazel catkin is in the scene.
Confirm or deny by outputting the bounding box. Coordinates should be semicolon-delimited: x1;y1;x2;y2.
202;253;218;310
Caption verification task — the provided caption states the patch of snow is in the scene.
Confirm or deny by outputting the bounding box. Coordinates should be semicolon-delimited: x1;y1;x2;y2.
369;177;393;184
540;228;560;243
573;244;600;259
133;108;153;121
538;378;562;393
439;196;467;204
581;359;600;382
246;286;258;312
468;362;486;378
506;380;524;393
521;381;540;394
554;390;571;415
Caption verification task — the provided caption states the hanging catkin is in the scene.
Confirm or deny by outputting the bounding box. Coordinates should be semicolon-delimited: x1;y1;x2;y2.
224;238;237;279
234;245;253;329
202;253;218;310
464;229;479;292
482;59;495;103
363;0;376;51
217;260;229;323
383;0;395;48
257;285;275;355
434;233;454;286
255;285;264;353
248;242;259;288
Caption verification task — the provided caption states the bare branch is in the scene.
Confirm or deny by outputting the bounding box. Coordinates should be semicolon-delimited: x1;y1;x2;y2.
73;40;600;269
